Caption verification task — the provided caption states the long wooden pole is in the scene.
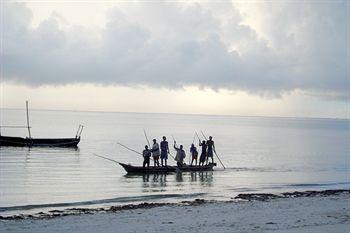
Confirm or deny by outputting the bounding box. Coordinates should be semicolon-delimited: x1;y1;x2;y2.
75;125;81;138
117;142;155;161
200;130;226;169
192;132;196;144
200;131;207;141
26;101;32;139
93;153;120;164
171;135;176;144
117;142;143;156
195;131;201;141
167;151;175;160
143;129;151;148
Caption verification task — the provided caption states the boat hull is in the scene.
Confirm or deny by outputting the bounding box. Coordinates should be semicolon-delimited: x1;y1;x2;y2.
118;162;216;174
0;135;80;147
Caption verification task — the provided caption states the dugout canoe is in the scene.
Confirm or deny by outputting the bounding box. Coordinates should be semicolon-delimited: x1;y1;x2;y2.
0;101;83;148
0;135;80;147
118;162;217;174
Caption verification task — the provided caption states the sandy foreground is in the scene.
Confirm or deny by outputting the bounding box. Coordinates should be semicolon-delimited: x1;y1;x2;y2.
1;191;349;233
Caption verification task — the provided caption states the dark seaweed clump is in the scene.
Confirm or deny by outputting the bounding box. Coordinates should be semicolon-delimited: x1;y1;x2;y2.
234;189;350;201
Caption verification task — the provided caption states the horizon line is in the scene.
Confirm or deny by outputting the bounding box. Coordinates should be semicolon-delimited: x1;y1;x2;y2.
0;107;349;121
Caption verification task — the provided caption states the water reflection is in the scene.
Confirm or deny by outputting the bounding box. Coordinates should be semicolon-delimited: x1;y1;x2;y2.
198;172;213;186
1;109;348;211
123;171;214;192
176;172;183;182
190;172;197;182
141;173;168;187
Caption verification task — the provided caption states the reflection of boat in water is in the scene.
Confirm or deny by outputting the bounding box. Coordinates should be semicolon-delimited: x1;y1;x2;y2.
118;162;217;174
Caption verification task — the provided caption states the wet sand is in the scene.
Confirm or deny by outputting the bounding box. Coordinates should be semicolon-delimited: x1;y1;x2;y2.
1;190;349;233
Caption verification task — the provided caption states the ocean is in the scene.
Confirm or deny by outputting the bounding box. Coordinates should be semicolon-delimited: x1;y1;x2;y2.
0;109;349;215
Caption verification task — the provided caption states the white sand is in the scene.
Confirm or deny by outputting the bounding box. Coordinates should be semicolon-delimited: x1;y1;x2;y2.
1;194;349;233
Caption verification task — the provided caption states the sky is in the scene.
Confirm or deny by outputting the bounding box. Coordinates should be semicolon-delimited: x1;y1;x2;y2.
0;0;349;118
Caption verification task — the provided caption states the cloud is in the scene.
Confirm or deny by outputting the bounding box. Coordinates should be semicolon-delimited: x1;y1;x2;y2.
1;1;349;100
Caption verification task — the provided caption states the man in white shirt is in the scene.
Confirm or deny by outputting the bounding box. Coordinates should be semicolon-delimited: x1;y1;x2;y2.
151;139;160;167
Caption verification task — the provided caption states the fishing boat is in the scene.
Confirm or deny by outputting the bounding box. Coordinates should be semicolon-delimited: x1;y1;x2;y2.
0;101;83;147
0;135;80;147
118;162;217;174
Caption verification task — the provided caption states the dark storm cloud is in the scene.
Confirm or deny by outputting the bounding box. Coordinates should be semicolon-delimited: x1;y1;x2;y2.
1;1;349;100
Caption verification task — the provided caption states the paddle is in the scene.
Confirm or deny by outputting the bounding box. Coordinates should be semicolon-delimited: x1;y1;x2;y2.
200;130;226;169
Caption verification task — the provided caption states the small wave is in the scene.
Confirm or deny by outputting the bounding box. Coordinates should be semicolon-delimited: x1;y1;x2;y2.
288;182;350;188
224;167;293;172
229;188;259;192
263;181;350;190
0;192;205;212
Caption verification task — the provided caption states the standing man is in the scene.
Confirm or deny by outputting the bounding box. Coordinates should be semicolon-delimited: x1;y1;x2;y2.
142;145;151;168
206;136;215;165
174;141;186;167
199;140;207;166
160;136;169;166
190;144;198;166
151;139;160;167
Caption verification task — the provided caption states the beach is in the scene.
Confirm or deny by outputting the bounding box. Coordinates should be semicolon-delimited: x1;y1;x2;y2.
1;190;349;233
2;1;349;232
1;111;349;232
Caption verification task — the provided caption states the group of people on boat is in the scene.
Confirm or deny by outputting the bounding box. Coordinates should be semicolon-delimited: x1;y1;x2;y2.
142;136;215;168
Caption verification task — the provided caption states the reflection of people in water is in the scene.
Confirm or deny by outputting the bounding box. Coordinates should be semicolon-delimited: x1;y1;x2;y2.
199;171;214;185
142;173;167;187
176;171;183;182
153;173;159;182
142;173;150;182
190;172;197;182
159;173;167;186
190;144;198;166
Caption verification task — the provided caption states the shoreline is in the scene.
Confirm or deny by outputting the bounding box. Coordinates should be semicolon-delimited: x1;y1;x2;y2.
1;189;348;221
1;189;349;233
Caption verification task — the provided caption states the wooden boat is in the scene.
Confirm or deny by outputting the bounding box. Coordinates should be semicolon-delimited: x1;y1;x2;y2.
118;162;217;174
0;135;80;147
0;101;83;148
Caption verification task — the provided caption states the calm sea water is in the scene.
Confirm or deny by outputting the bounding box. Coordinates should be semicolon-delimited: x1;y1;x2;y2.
0;109;349;215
